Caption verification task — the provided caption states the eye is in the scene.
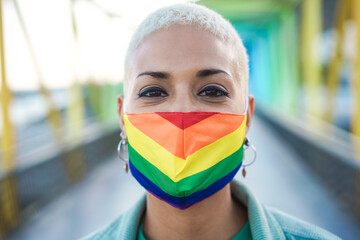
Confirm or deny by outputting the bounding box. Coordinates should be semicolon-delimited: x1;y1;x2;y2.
198;85;229;97
138;86;168;98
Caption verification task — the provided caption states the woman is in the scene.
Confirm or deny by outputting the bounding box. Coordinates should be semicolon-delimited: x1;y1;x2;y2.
83;3;339;240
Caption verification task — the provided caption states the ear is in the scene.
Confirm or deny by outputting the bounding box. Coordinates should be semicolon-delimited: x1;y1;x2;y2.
117;95;127;138
245;95;255;134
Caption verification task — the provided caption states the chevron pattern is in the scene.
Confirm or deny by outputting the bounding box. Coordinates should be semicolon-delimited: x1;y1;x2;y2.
124;112;247;209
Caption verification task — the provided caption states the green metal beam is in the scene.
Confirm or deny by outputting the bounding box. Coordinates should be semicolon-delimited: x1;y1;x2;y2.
198;0;300;21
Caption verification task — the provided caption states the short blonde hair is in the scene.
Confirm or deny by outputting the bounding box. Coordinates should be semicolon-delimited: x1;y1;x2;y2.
124;3;249;100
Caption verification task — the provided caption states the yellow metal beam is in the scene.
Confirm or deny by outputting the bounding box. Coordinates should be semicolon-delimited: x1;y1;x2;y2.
13;0;63;140
351;0;360;217
0;0;19;234
0;0;15;174
324;0;350;122
351;0;360;139
301;0;323;121
63;0;85;182
67;0;85;141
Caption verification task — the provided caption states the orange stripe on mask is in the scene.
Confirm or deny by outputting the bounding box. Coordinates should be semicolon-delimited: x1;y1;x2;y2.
127;113;185;159
184;114;245;156
126;112;245;159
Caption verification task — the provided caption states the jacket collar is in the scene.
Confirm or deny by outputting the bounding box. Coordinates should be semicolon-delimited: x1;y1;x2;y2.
230;180;285;239
116;194;146;239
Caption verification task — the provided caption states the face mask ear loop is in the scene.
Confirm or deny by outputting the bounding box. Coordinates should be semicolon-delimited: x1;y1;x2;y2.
242;97;252;177
242;97;249;115
123;97;127;113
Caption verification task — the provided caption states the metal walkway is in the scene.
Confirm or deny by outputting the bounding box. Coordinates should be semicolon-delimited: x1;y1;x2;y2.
7;117;360;240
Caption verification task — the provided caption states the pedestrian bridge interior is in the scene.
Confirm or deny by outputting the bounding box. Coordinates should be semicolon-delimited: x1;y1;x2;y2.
0;0;360;239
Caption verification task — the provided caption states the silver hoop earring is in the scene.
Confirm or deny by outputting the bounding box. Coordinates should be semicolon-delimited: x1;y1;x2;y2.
117;132;129;173
242;137;257;177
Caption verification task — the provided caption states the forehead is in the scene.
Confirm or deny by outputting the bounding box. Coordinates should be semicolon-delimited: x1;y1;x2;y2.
129;25;237;78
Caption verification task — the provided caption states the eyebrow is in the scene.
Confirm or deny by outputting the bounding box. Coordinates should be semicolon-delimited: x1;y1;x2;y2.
136;71;170;79
136;68;229;79
196;69;230;78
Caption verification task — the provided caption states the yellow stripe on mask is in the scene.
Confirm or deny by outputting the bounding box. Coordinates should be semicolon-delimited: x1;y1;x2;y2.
177;118;246;180
124;115;246;182
124;115;184;180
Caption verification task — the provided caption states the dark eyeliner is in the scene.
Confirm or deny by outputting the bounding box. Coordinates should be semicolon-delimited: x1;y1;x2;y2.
138;86;168;97
199;85;229;97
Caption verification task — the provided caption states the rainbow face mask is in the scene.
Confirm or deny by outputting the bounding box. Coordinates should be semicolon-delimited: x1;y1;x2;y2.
123;111;247;209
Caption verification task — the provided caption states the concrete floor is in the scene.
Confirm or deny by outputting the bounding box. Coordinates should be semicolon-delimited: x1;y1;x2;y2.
7;117;360;240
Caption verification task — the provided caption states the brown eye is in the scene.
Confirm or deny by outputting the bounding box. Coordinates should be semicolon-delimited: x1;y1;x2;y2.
199;86;229;97
138;86;168;98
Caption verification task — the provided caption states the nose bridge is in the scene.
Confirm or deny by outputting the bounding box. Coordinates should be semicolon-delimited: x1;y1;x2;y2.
171;83;195;112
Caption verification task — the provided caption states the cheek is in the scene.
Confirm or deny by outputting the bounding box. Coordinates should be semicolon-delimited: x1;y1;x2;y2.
231;86;246;113
123;84;139;113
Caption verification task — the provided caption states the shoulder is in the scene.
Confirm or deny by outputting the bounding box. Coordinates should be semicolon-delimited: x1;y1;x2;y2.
79;195;146;240
267;207;341;240
230;180;341;240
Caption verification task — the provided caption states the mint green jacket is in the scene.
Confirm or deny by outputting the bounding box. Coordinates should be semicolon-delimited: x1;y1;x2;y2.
81;180;340;240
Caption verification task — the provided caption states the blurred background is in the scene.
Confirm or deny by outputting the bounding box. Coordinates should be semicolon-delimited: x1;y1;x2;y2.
0;0;360;239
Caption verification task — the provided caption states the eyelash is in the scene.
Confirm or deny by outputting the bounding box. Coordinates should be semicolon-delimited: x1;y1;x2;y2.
138;86;168;98
198;86;229;97
138;85;229;98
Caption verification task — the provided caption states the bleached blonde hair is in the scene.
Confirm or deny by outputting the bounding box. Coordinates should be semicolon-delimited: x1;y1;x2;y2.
124;3;249;100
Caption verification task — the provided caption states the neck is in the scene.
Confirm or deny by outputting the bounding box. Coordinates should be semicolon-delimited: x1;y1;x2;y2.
142;184;248;240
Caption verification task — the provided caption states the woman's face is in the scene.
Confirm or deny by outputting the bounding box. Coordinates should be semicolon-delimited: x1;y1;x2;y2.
124;25;248;115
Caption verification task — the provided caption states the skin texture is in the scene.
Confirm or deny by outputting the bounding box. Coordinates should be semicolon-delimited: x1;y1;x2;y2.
118;25;255;240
